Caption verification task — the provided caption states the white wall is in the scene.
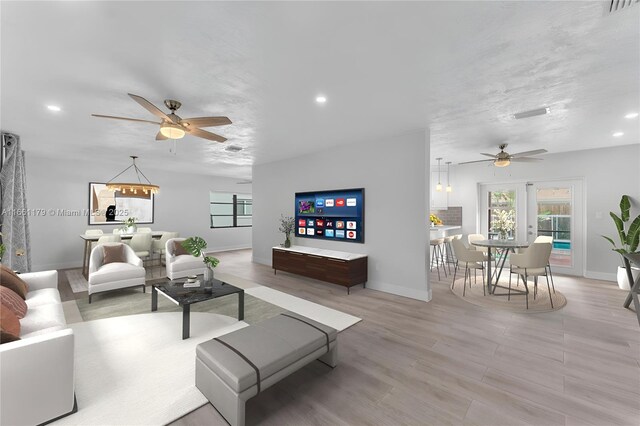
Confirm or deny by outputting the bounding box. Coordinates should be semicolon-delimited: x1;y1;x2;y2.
447;144;640;281
252;130;431;301
25;153;252;270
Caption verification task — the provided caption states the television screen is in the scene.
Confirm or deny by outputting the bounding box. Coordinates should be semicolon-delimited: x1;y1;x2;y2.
294;188;364;243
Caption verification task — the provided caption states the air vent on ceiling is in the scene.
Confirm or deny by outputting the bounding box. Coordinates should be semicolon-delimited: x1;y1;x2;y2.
607;0;639;14
225;145;243;152
513;107;550;120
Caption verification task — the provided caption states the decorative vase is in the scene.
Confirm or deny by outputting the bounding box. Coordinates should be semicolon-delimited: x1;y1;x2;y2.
617;265;639;290
498;231;508;240
125;225;137;234
204;266;215;282
284;234;291;248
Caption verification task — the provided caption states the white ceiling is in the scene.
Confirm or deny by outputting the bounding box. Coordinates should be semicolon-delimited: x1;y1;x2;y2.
2;1;638;178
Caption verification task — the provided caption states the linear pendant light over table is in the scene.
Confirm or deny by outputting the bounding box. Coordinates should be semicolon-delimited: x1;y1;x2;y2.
106;155;159;195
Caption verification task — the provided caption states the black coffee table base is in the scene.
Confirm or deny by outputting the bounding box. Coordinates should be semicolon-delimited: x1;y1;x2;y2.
151;284;244;339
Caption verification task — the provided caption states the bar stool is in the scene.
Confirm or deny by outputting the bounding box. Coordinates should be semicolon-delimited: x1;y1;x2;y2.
443;235;459;274
430;238;447;280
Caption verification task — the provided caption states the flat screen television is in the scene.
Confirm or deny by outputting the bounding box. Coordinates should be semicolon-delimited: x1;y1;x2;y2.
294;188;364;243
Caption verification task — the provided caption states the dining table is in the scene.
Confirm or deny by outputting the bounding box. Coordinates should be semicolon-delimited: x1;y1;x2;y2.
470;239;530;295
80;231;165;279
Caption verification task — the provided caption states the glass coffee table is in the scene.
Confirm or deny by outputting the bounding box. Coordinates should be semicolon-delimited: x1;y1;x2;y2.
151;276;244;339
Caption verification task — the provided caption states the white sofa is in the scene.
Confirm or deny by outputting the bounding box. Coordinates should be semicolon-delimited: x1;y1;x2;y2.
88;243;146;303
166;238;204;280
0;270;76;426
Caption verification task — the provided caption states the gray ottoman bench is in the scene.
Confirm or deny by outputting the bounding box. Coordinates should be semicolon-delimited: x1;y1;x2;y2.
195;312;338;426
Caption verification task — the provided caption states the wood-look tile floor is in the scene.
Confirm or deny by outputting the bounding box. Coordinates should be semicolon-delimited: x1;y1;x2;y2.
90;249;637;426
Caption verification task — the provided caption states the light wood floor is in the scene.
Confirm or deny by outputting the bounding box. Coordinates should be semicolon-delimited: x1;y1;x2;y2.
161;249;640;426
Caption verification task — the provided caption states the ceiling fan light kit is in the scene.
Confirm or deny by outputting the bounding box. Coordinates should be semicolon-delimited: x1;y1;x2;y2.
160;122;185;139
92;93;231;143
106;156;159;196
459;143;547;168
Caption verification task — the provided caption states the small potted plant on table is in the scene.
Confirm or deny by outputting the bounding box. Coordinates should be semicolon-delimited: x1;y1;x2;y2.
279;215;295;248
121;217;137;234
182;236;220;282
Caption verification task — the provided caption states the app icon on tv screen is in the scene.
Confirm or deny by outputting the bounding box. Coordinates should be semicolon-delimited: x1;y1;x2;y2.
335;230;345;238
298;219;306;227
336;221;345;229
347;230;356;239
298;200;315;214
346;221;356;230
307;220;314;227
298;227;306;235
325;229;335;237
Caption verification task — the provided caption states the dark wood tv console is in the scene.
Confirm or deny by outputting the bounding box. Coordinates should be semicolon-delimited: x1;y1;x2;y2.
272;246;368;294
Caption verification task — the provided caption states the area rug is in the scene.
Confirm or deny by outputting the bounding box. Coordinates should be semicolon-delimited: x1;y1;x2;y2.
450;276;567;313
75;288;286;324
51;312;247;425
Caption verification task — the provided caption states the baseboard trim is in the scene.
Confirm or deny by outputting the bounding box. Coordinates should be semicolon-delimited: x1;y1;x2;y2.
365;280;431;302
32;261;83;272
252;256;270;266
584;271;616;282
206;244;252;254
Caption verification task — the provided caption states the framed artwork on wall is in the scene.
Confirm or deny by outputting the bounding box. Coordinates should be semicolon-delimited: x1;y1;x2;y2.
88;182;154;225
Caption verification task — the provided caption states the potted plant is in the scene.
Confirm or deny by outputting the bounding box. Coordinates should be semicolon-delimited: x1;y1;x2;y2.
182;236;220;281
120;217;137;234
602;195;640;289
278;215;295;248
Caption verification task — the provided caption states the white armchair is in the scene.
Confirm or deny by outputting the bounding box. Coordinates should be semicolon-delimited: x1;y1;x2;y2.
165;238;204;280
0;271;76;426
88;243;146;303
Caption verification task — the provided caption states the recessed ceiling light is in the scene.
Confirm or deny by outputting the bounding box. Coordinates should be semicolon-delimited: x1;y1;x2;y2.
613;131;624;137
47;105;61;112
625;112;638;119
315;96;327;104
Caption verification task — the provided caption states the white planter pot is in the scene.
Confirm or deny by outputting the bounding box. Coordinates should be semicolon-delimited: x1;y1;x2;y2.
617;266;640;290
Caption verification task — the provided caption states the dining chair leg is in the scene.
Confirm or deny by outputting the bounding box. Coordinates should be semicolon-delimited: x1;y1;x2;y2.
534;276;538;300
508;270;512;301
546;273;554;308
482;266;486;296
547;264;556;293
452;262;458;289
463;267;467;296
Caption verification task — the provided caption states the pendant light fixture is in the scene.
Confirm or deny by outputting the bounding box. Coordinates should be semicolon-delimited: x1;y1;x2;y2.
435;157;443;191
446;161;452;192
106;156;159;196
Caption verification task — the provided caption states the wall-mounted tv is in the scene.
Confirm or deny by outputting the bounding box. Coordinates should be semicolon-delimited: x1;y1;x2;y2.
294;188;364;243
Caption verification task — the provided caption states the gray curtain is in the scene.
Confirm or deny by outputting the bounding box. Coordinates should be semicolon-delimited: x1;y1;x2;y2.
0;132;31;272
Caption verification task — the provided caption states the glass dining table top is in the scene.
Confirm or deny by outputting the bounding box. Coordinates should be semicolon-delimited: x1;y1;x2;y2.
471;239;530;249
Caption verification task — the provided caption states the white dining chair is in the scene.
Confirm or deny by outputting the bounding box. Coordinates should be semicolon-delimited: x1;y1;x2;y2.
152;232;179;265
508;242;553;309
451;238;486;296
534;235;556;293
129;233;153;264
96;235;121;245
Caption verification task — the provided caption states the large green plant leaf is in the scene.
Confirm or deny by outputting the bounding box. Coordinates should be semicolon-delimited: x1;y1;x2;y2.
627;215;640;253
610;212;626;245
602;235;617;247
181;236;207;257
620;195;631;222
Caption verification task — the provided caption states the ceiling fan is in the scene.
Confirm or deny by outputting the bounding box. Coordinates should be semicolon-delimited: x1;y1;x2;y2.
459;144;547;167
92;93;232;142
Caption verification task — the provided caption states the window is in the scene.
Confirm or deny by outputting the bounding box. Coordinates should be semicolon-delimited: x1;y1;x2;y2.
487;190;516;239
210;192;252;228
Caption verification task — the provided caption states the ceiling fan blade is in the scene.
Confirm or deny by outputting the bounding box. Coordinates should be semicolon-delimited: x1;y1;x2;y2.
510;157;543;162
155;131;168;141
480;153;496;158
181;116;232;128
128;93;173;122
188;127;227;142
458;159;495;165
510;149;547;158
91;114;160;125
